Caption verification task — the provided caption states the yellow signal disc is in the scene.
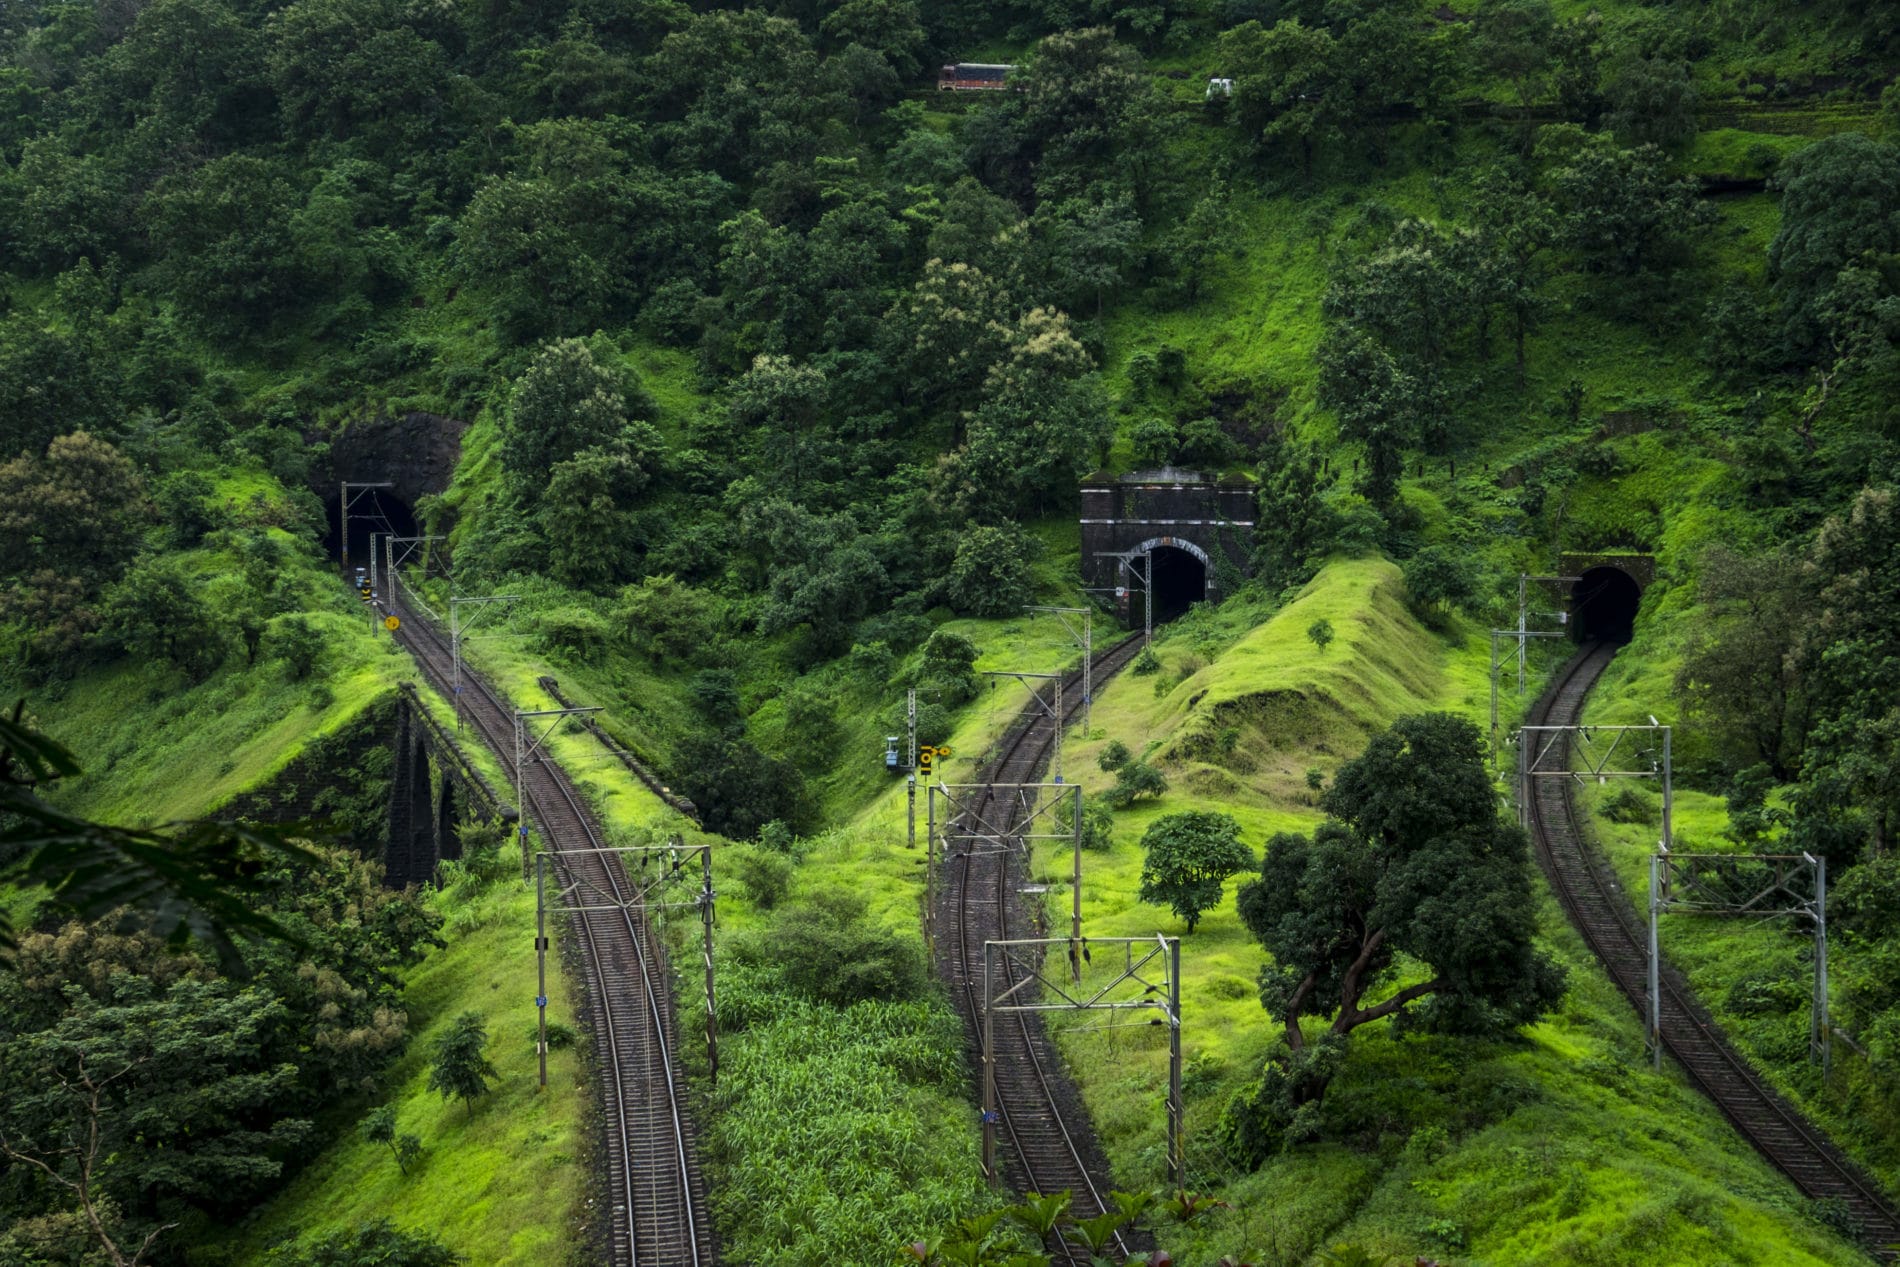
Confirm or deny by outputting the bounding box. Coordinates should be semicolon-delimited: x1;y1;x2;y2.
383;616;401;631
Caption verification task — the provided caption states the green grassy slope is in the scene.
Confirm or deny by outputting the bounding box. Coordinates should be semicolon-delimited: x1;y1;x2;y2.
214;847;588;1265
11;577;596;1263
1030;558;1865;1264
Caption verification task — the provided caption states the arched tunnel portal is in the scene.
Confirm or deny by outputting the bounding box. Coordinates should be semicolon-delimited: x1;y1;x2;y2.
1570;565;1643;644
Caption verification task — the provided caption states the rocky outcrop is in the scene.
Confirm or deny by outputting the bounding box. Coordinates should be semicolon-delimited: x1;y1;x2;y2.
318;411;468;511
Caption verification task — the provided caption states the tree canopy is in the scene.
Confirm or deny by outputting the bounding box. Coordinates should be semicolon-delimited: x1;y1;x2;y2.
1224;712;1564;1161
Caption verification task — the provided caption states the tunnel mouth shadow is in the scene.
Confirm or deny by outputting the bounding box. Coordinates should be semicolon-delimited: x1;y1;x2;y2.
325;488;419;568
1149;545;1207;625
1572;566;1642;644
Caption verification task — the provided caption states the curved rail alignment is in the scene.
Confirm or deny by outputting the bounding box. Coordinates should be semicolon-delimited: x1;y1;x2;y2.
1528;644;1900;1253
941;633;1148;1264
380;582;713;1266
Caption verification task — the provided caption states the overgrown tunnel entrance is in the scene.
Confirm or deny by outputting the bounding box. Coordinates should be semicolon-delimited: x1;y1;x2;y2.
324;489;418;571
1571;566;1642;644
1148;545;1207;625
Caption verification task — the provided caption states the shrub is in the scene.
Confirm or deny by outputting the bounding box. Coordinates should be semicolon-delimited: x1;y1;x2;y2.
1098;739;1132;771
1131;417;1178;467
757;820;796;853
734;848;795;910
1061;795;1115;850
268;613;326;681
1402;545;1479;622
265;1221;461;1266
1132;645;1161;675
527;1020;578;1050
756;890;926;1007
1600;785;1656;824
917;629;981;703
1306;617;1334;654
537;604;610;662
1105;760;1168;808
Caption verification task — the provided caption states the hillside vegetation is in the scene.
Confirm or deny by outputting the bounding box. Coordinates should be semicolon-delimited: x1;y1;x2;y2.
7;0;1900;1262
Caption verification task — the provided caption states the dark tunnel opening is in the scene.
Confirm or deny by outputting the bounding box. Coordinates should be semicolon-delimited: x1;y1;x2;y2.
324;489;419;573
1148;546;1208;625
1571;566;1642;644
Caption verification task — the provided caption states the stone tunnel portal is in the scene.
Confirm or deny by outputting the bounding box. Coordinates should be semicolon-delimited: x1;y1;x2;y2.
1571;565;1642;644
1081;467;1255;630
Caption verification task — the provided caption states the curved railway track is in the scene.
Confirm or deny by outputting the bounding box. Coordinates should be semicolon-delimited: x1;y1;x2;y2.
379;583;713;1266
939;632;1148;1264
1529;644;1900;1253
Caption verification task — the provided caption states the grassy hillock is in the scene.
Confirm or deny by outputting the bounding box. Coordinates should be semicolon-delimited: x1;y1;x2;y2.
1024;557;1865;1264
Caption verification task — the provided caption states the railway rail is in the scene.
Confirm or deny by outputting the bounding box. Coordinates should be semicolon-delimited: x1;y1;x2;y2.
378;581;714;1266
1528;644;1900;1255
939;632;1148;1264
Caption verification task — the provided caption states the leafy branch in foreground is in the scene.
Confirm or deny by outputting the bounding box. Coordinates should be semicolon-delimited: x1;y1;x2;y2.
0;699;320;973
901;1189;1171;1267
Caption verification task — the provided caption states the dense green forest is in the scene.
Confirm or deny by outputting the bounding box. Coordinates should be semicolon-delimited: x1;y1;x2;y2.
7;0;1900;1261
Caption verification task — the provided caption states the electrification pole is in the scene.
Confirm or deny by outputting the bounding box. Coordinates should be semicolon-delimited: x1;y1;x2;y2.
925;779;937;971
450;596;519;730
1070;785;1083;984
338;481;393;568
702;845;719;1083
535;853;551;1087
1026;606;1095;735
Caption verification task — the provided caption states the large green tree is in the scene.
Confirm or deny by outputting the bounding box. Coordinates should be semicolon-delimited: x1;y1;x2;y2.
1768;133;1900;367
1225;712;1564;1162
501;338;654;495
1790;487;1900;860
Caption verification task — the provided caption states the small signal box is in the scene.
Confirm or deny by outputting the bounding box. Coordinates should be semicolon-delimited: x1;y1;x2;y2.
918;747;933;775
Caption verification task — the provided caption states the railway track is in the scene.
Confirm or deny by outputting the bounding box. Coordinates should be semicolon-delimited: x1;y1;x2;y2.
1528;644;1900;1255
938;632;1148;1264
378;582;714;1266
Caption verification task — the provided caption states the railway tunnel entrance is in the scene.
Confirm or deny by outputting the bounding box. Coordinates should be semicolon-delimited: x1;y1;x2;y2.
324;487;418;569
1148;544;1207;625
1571;565;1642;644
1080;467;1256;629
